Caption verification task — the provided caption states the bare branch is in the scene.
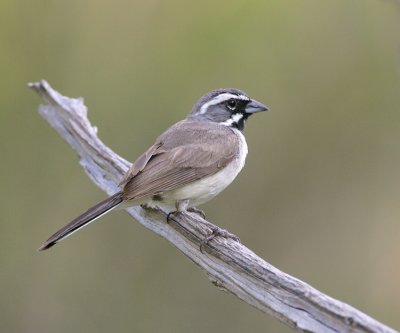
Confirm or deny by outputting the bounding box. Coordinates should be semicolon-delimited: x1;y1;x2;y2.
29;80;398;333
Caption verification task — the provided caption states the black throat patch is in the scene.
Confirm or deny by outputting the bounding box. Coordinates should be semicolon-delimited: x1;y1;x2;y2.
221;112;248;131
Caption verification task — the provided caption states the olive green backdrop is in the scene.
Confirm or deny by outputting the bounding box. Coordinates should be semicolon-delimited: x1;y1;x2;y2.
1;0;399;332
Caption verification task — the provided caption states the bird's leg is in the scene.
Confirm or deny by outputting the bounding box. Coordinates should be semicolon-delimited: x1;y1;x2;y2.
200;226;241;253
167;199;190;223
176;199;189;212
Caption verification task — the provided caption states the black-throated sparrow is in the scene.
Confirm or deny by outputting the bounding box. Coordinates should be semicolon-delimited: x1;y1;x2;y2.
39;88;268;251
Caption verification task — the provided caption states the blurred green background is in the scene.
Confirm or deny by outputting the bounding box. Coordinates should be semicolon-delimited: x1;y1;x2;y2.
1;0;399;332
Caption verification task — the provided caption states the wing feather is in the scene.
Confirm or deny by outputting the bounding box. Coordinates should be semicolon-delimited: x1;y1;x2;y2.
121;121;238;200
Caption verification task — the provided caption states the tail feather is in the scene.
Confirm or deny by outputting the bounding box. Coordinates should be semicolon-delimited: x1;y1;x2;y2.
39;192;123;251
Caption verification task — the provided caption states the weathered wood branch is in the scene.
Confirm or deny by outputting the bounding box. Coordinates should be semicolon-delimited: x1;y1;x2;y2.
29;80;398;333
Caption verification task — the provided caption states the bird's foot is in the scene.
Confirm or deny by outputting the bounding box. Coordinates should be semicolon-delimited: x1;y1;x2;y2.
166;199;191;223
187;207;206;219
166;210;187;223
200;226;241;253
166;211;177;223
166;206;205;223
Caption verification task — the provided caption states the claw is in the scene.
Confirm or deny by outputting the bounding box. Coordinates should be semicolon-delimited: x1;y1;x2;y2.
187;207;206;219
199;227;241;253
166;211;178;223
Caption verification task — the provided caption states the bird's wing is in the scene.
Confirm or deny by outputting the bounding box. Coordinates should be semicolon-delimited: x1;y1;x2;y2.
121;121;239;200
119;141;162;187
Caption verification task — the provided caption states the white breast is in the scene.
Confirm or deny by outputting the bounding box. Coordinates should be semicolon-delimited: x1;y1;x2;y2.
160;128;248;210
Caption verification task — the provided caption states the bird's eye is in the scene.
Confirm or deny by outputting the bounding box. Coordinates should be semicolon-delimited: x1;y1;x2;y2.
226;99;237;110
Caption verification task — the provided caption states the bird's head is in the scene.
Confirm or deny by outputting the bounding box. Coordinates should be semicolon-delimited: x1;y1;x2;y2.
189;88;269;131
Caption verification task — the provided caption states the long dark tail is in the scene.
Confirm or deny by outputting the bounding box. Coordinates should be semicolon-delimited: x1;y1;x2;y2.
38;192;123;251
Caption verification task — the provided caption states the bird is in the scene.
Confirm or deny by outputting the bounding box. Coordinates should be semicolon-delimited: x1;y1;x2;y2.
38;88;269;251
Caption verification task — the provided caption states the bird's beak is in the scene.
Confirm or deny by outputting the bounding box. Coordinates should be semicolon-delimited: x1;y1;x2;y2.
245;99;269;113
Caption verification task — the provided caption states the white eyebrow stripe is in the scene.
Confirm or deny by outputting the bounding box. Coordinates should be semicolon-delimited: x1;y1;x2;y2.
238;94;249;101
220;113;244;126
198;93;250;115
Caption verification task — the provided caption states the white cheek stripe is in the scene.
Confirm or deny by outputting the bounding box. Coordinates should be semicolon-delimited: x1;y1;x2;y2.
198;93;250;115
220;113;243;126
